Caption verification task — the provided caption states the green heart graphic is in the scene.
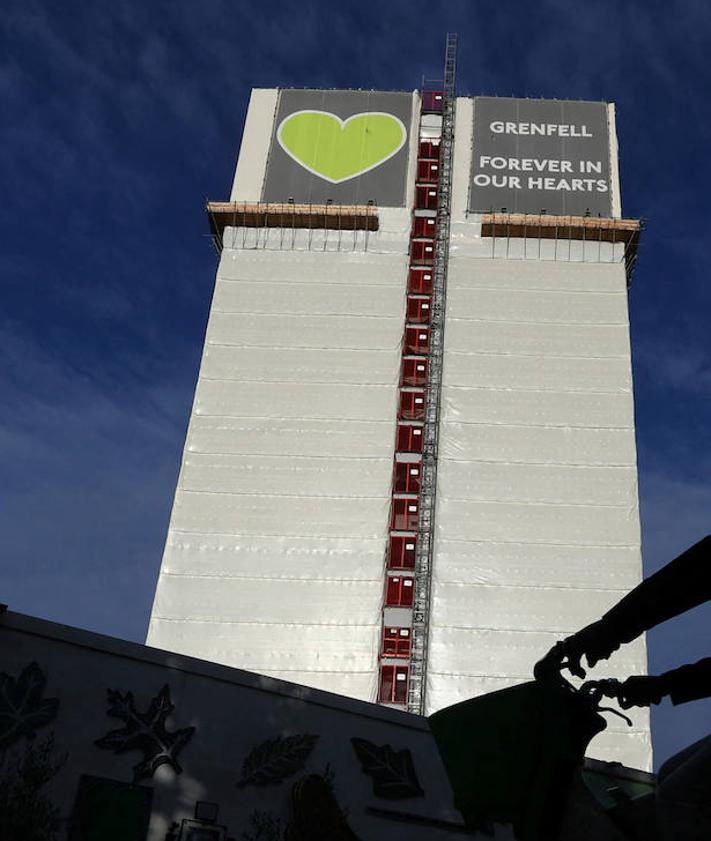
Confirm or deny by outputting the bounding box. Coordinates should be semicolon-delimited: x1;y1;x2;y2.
277;110;407;184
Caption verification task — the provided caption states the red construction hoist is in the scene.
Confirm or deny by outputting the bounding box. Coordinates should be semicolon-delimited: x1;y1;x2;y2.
377;34;458;714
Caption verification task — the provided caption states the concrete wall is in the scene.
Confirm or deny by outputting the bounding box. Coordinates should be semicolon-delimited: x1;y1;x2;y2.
0;611;463;841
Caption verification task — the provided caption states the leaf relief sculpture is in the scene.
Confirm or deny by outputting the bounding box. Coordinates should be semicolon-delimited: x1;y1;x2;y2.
237;734;318;789
351;737;424;799
94;684;195;782
0;662;59;749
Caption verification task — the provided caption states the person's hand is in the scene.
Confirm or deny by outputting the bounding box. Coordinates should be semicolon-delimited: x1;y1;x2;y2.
535;620;621;681
617;675;666;708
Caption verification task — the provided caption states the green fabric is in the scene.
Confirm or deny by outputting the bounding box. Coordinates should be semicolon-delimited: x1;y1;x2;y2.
429;681;606;841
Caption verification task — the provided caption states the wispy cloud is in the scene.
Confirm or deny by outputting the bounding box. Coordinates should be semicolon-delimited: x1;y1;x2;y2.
1;323;188;641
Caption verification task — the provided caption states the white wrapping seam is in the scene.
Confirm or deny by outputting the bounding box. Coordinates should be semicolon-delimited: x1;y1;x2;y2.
194;381;399;421
428;580;634;594
202;349;401;386
445;287;630;325
426;621;640;633
439;419;633;430
443;316;629;326
440;390;634;428
186;417;394;459
162;533;387;580
157;574;383;582
435;499;640;545
443;357;631;393
152;577;382;622
429;584;631;631
199;372;400;387
438;431;637;465
446;284;629;296
218;238;407;268
445;320;631;358
170;493;391;538
440;457;635;466
212;281;405;315
217;275;404;288
442;348;629;360
434;537;639;547
206;313;403;350
446;256;627;293
436;462;637;507
181;454;393;498
174;490;391;500
427;626;646;659
443;384;631;395
431;541;642;590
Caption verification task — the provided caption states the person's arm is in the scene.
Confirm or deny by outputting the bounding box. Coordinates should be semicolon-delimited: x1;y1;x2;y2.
536;535;711;679
616;658;711;707
602;535;711;648
662;657;711;705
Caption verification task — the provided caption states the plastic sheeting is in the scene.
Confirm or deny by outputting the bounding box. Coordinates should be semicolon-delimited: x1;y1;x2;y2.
446;319;631;358
446;285;630;325
195;380;398;421
187;417;394;458
151;577;382;625
181;454;393;498
207;313;401;351
162;533;388;579
217;248;407;284
442;387;635;428
427;628;647;682
201;347;400;385
148;620;381;672
430;582;631;633
212;279;404;316
439;424;637;466
444;352;632;392
445;250;628;292
147;241;408;703
432;541;644;591
169;483;391;539
436;461;638;507
428;256;652;770
449;234;628;265
434;498;640;546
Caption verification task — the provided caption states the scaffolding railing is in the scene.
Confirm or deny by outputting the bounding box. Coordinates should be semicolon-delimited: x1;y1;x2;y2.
206;201;379;254
477;212;643;283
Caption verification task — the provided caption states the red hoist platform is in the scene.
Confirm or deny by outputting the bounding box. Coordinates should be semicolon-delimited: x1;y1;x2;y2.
377;91;446;708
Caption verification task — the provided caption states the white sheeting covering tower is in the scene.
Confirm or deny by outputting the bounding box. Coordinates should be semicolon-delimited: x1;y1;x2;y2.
147;242;409;700
148;88;652;771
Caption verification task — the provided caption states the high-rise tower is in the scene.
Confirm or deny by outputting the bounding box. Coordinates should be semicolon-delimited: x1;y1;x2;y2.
147;44;651;769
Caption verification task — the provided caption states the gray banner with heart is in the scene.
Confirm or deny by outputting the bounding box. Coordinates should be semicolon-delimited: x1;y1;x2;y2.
261;89;412;208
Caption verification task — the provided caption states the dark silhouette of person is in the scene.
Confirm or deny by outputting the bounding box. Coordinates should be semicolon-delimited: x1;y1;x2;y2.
536;535;711;707
536;534;711;840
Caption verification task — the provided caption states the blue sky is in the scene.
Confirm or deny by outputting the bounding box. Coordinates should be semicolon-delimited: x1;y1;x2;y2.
2;0;710;768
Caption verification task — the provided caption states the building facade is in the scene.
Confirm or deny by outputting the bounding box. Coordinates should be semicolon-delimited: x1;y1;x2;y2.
146;85;651;770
